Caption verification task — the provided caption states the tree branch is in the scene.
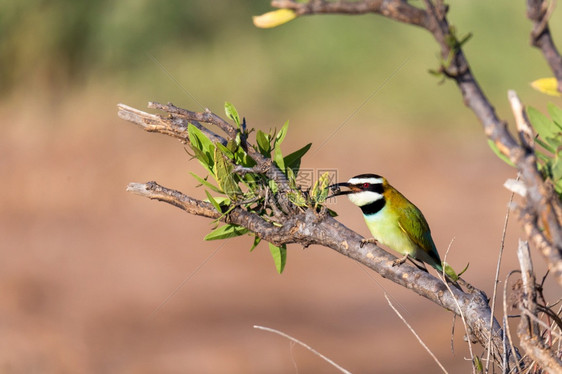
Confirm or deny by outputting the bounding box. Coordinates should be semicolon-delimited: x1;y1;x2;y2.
119;102;512;369
125;180;503;346
527;0;562;93
507;92;562;287
516;240;562;372
117;103;227;146
117;102;291;196
271;0;429;28
271;0;562;287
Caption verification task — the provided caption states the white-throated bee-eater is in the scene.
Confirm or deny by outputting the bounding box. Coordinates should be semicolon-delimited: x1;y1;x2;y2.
329;173;445;274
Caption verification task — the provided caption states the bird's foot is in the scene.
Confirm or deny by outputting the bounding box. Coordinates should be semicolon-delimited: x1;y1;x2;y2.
392;254;409;267
360;238;378;248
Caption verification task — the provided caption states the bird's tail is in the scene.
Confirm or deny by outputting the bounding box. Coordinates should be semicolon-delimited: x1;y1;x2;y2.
433;262;462;290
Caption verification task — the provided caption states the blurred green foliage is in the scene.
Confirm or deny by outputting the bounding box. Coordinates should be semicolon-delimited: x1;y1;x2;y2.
527;103;562;195
1;0;561;126
0;0;265;90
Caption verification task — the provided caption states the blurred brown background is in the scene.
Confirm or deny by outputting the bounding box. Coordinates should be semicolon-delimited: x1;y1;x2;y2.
1;1;561;373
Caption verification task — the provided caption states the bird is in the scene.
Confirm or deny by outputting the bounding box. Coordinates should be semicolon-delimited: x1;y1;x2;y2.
328;173;445;275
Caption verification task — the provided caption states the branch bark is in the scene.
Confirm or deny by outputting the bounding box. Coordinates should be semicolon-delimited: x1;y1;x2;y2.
271;0;429;27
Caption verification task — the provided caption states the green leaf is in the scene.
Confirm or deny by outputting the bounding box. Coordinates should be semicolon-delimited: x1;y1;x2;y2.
233;145;256;168
226;139;238;153
428;69;443;77
273;144;285;170
216;142;234;159
326;208;338;217
286;167;297;189
225;102;241;127
256;130;271;157
250;235;261;252
188;124;215;155
555;179;562;195
552;155;562;182
204;224;249;241
535;136;556;154
272;122;288;170
457;32;472;47
487;139;514;166
527;106;557;141
287;191;307;206
535;150;551;163
214;147;242;196
473;356;483;373
547;103;562;130
190;172;223;193
205;190;223;213
188;124;215;172
457;262;470;277
312;172;331;204
189;147;214;174
268;243;287;273
274;120;289;147
284;143;312;173
268;179;279;194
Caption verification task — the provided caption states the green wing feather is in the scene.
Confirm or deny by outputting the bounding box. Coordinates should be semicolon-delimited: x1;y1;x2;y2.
397;204;442;271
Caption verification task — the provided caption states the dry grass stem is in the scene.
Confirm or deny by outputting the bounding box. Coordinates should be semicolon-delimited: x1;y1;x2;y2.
486;183;517;373
253;325;352;374
385;294;449;374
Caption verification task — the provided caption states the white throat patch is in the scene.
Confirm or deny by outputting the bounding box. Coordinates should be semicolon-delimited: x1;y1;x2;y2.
347;190;383;207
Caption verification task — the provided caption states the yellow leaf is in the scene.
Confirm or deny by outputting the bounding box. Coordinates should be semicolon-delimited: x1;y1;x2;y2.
530;77;561;97
253;9;297;29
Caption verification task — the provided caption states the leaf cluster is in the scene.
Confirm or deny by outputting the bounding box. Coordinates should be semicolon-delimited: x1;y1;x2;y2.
527;103;562;196
428;25;472;80
488;102;562;197
187;102;323;273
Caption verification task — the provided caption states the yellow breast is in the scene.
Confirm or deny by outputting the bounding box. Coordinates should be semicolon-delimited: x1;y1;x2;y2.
363;204;417;257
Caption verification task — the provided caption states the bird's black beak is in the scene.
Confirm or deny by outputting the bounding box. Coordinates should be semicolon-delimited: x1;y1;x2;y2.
327;182;353;199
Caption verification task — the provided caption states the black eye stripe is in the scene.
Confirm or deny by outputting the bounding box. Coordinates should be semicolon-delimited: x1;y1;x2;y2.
365;183;384;194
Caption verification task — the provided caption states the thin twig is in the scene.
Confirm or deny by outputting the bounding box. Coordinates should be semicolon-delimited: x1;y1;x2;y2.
384;294;449;374
253;325;352;374
518;240;540;337
517;240;562;372
520;306;562;340
442;238;476;374
486;178;518;373
503;270;523;373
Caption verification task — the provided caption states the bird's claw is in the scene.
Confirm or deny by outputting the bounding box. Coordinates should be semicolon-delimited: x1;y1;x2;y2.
392;254;409;267
360;238;378;248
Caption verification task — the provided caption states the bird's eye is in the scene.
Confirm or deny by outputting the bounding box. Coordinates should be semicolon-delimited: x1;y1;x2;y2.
362;183;370;188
